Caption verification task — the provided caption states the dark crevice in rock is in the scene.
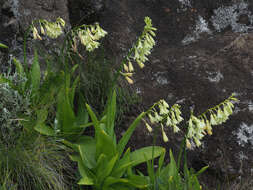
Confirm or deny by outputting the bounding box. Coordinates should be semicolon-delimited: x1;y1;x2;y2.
67;0;104;26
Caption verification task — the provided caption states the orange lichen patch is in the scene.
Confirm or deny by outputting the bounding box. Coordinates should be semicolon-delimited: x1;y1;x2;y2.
191;8;197;13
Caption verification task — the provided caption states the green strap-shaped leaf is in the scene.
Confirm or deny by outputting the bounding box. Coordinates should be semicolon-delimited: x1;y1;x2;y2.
96;128;117;160
86;103;117;159
195;165;209;177
69;76;80;109
0;42;8;49
105;90;116;138
71;64;79;75
129;146;165;167
158;149;166;172
103;177;129;188
30;49;41;95
126;174;148;189
57;87;76;134
111;148;133;178
168;149;179;177
34;123;55;136
77;136;96;169
36;109;48;123
104;175;148;189
97;154;119;184
70;154;94;185
86;104;99;130
117;111;147;157
76;93;89;126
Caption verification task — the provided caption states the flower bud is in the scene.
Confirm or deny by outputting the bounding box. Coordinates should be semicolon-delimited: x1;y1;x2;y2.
40;25;45;35
125;76;133;84
186;139;192;149
33;27;38;39
123;64;129;72
145;122;153;132
137;61;145;68
161;125;168;142
128;61;134;72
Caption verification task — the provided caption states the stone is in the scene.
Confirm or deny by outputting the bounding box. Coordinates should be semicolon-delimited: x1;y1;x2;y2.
0;0;253;188
0;0;70;69
15;0;69;30
81;0;253;188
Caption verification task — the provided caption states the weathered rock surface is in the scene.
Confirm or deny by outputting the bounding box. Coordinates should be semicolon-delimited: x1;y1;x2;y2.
1;0;253;188
68;0;104;26
0;0;70;71
96;0;253;188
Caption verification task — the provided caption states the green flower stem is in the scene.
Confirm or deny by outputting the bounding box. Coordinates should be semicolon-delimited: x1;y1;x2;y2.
198;93;236;117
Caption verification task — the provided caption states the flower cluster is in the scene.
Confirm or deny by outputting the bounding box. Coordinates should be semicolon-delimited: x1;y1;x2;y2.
32;17;107;52
122;17;156;84
144;100;183;142
186;94;238;149
76;23;107;52
32;17;65;40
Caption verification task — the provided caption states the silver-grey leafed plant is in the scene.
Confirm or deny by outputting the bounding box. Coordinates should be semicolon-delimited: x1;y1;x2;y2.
0;63;75;190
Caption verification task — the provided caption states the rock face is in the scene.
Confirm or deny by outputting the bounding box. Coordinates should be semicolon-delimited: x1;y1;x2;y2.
96;0;253;187
68;0;104;26
2;0;69;29
1;0;253;188
0;0;70;71
0;0;69;43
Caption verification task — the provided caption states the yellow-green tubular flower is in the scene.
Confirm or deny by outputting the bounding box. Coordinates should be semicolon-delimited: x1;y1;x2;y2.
56;17;65;27
223;104;230;117
77;23;107;52
170;111;177;124
31;18;65;40
40;24;45;35
44;22;63;39
148;113;157;124
146;100;183;141
125;76;133;84
161;100;169;108
137;60;145;68
128;61;134;72
186;138;192;149
194;136;201;147
210;113;217;125
187;118;194;138
186;115;206;147
159;102;169;115
131;17;156;69
217;107;228;123
120;71;134;84
145;122;153;132
154;112;163;122
172;124;180;133
161;124;169;142
32;27;42;40
185;94;238;148
124;73;133;77
32;27;38;39
174;105;183;122
166;117;172;126
94;23;107;38
224;102;233;115
123;64;129;72
204;120;212;135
